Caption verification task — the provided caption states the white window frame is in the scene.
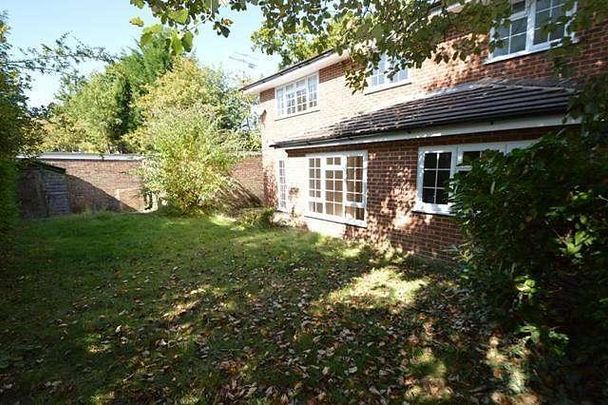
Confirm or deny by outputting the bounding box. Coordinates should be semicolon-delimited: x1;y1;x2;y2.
415;146;459;216
305;151;368;227
486;0;576;64
275;73;319;118
415;140;535;215
277;159;287;211
366;54;411;93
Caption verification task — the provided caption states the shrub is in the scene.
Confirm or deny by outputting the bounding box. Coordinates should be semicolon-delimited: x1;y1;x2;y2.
126;57;256;153
139;106;243;214
133;57;256;214
236;207;276;228
0;158;18;261
450;130;608;397
1;16;41;263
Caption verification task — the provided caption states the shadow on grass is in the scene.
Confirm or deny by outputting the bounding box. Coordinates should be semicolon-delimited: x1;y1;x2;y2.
0;213;526;403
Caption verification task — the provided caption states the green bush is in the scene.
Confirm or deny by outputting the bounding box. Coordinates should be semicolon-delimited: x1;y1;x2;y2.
236;207;276;228
451;131;608;397
133;57;257;215
0;158;18;261
139;107;243;214
1;16;41;264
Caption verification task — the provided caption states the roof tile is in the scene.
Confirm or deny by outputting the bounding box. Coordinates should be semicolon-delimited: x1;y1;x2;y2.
271;82;574;148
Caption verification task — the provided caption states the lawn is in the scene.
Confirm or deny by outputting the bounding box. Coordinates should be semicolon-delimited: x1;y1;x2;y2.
1;213;521;403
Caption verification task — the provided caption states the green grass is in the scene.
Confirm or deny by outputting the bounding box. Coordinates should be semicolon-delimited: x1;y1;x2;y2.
0;213;524;403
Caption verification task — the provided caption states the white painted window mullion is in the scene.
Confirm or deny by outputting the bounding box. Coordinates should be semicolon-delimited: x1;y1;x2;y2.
526;0;535;52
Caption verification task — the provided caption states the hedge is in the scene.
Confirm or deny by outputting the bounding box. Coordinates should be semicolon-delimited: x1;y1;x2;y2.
0;158;18;262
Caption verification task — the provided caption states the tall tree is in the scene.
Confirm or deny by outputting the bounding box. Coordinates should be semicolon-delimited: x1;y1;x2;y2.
0;14;41;260
127;56;256;152
251;20;341;69
42;31;175;153
131;57;253;212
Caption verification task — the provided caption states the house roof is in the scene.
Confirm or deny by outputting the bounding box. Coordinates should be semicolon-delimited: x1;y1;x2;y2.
241;51;349;94
271;81;575;148
240;51;333;92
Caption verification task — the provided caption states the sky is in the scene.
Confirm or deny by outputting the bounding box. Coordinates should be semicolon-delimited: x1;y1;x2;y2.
2;0;280;106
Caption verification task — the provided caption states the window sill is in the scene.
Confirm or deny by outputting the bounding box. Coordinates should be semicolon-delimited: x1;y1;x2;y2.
484;37;578;65
412;204;454;217
411;210;454;218
275;108;320;121
364;80;412;95
304;212;368;228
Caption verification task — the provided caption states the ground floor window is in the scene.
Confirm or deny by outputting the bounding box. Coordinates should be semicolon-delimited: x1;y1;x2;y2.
416;141;534;215
277;159;287;210
306;151;367;226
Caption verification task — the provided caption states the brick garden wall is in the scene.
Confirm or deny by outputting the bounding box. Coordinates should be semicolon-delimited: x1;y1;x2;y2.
231;153;264;202
39;157;146;213
31;153;265;215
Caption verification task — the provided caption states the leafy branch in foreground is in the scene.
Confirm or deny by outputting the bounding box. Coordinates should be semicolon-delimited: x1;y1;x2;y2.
42;30;175;153
251;20;342;69
130;1;605;90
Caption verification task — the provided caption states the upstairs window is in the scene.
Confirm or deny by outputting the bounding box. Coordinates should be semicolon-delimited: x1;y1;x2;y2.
490;0;574;61
369;54;410;89
533;0;568;45
494;0;528;57
276;74;318;117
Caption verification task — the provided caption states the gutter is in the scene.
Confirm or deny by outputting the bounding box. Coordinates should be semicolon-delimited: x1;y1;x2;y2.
270;114;580;150
241;51;349;95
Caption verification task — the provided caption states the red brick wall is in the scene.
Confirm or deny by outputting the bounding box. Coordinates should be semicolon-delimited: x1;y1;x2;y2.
254;17;606;259
39;155;265;214
258;21;608;148
39;158;145;213
231;154;264;202
284;128;552;261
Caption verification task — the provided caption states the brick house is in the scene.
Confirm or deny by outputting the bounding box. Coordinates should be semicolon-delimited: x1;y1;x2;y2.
242;0;608;260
